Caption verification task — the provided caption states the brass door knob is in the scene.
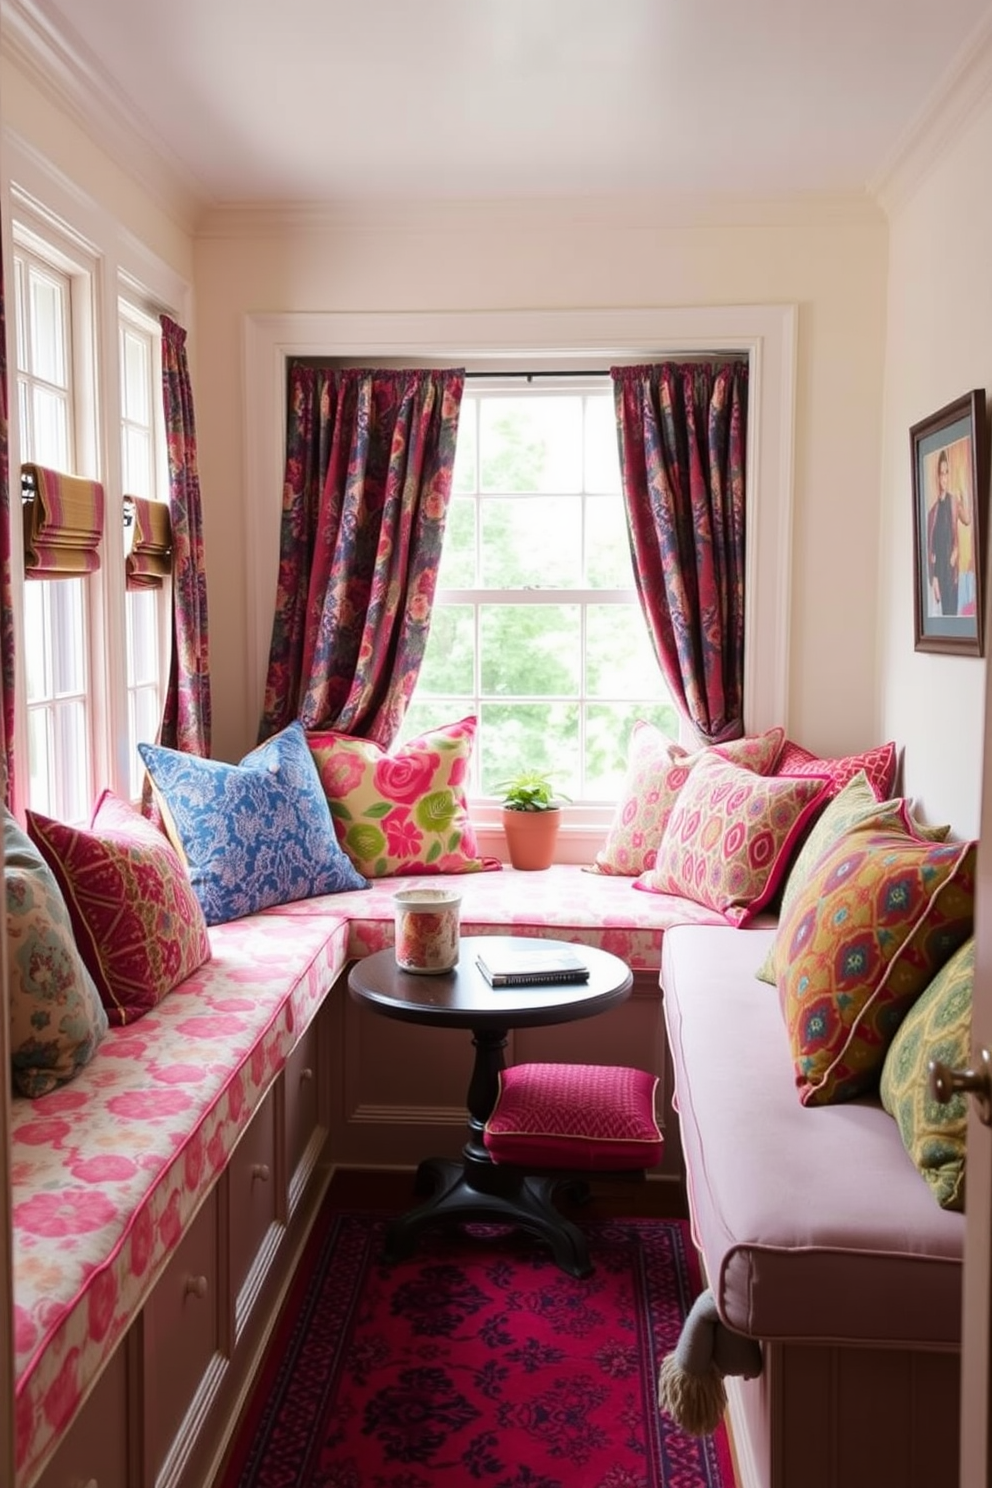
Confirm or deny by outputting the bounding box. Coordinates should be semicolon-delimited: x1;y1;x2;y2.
928;1048;992;1126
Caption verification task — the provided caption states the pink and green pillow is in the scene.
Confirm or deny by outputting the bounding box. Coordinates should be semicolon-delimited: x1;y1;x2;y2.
306;715;499;879
27;791;212;1025
592;724;786;878
773;825;976;1106
6;807;108;1097
634;751;829;925
139;720;368;924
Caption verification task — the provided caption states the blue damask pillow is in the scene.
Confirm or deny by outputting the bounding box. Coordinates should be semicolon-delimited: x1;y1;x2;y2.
138;721;369;925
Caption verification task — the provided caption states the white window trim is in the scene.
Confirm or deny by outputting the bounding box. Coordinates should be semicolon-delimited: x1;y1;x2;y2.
244;306;798;771
1;132;192;818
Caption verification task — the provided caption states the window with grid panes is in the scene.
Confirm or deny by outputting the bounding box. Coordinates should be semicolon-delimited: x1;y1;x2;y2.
119;301;168;799
399;377;678;804
14;240;93;822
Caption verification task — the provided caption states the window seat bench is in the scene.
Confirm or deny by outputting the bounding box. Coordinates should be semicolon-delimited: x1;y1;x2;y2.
14;864;716;1488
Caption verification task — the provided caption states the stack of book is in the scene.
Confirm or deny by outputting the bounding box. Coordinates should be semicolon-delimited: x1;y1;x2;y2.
475;945;590;988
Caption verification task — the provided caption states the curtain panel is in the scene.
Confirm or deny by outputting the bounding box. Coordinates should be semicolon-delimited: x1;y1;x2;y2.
0;231;12;805
158;314;211;758
21;464;105;577
259;364;465;748
612;361;749;745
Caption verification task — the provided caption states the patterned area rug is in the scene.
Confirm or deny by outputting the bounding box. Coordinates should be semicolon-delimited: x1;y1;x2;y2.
220;1210;736;1488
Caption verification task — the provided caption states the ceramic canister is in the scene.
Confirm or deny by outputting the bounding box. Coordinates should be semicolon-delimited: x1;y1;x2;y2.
393;888;463;973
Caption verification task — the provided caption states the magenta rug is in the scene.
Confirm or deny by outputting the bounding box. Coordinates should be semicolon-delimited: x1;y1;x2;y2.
220;1210;736;1488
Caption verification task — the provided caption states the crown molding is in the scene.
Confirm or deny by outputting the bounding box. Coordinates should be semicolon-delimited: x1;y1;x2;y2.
872;9;992;215
1;0;205;235
197;190;884;241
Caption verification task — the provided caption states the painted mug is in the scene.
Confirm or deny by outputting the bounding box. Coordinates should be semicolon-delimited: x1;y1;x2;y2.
393;888;463;973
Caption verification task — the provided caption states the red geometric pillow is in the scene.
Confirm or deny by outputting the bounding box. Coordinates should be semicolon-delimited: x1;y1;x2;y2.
26;791;211;1025
776;739;897;801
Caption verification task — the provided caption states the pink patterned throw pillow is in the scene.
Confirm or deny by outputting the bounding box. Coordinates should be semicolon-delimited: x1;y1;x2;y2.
635;752;830;925
592;723;787;877
306;715;499;878
776;738;897;801
26;791;212;1025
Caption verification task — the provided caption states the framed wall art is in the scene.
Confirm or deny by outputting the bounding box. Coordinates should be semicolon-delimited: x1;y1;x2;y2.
911;388;989;656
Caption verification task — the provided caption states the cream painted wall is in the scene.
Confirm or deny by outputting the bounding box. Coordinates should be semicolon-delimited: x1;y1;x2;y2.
193;202;889;765
878;92;992;839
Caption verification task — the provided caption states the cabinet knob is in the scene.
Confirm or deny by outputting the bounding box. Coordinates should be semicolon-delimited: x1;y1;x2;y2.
185;1274;208;1300
300;1066;314;1082
251;1162;271;1182
928;1049;992;1126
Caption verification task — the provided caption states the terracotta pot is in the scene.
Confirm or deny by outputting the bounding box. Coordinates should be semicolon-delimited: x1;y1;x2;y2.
501;807;560;871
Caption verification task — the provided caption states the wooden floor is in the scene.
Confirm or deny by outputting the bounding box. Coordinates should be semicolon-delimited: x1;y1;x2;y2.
326;1164;690;1220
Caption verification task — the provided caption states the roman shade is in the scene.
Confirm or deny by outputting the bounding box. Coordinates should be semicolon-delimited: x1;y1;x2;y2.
125;495;172;590
22;463;104;577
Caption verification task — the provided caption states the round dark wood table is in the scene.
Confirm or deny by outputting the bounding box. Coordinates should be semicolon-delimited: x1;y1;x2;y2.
348;936;633;1277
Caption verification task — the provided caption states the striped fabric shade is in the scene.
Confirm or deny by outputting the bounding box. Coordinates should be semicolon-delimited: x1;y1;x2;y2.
125;495;172;590
22;464;105;577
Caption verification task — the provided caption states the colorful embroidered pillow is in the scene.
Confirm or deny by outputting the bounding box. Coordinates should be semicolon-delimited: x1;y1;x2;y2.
139;720;368;925
306;715;497;878
635;752;829;925
775;738;897;800
880;937;972;1211
774;827;976;1106
592;723;786;877
754;771;950;985
6;808;108;1098
26;791;212;1025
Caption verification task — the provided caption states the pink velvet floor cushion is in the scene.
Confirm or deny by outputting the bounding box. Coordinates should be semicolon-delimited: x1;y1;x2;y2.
484;1062;664;1170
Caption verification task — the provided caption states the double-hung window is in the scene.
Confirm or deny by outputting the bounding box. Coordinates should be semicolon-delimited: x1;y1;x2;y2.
14;234;95;823
119;299;168;799
400;376;677;806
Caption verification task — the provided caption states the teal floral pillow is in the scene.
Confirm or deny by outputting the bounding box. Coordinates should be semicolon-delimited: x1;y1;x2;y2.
139;721;368;925
6;808;108;1098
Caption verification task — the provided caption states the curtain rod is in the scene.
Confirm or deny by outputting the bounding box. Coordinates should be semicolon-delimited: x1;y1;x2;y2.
464;370;610;380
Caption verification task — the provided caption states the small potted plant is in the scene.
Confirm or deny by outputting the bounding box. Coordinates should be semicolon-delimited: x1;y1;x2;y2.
495;770;570;871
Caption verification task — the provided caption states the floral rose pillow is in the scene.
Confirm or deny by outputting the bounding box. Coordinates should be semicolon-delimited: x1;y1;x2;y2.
307;715;500;878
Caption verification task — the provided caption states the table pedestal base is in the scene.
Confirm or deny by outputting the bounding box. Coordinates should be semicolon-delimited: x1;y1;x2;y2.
384;1156;594;1279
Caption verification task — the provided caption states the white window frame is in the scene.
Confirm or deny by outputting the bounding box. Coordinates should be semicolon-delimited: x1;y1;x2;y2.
2;141;191;824
244;307;796;853
404;373;678;804
12;217;103;823
118;295;171;800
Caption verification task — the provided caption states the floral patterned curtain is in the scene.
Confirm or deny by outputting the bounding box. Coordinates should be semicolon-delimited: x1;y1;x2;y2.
0;231;14;806
159;315;211;757
612;361;748;745
259;365;464;747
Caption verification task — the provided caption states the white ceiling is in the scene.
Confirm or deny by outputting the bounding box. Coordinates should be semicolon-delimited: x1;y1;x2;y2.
4;0;992;210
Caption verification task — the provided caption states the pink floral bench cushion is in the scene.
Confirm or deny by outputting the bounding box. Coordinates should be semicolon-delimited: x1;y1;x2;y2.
12;863;727;1483
12;909;349;1486
267;863;729;971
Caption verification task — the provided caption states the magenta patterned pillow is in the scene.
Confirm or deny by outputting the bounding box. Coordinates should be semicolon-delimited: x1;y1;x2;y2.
592;724;786;877
635;752;830;925
775;738;897;800
307;715;499;878
26;791;212;1026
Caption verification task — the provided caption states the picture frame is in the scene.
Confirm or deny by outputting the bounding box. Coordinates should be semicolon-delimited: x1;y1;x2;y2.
911;388;989;656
